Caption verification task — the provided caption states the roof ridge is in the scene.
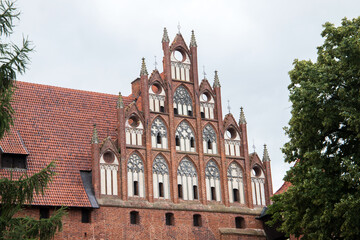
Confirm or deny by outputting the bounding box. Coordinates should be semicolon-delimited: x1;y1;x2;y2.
15;81;134;100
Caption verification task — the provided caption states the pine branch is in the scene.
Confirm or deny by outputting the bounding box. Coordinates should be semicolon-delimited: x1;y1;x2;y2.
0;0;19;36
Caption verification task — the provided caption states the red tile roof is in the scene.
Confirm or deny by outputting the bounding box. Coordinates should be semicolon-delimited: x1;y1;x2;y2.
0;81;133;207
274;181;292;195
0;128;29;155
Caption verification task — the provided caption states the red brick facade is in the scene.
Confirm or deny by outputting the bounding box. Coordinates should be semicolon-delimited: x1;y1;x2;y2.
0;28;273;239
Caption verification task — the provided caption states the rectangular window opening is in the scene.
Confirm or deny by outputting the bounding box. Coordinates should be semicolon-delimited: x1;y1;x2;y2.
165;213;174;226
40;207;50;219
211;187;216;201
233;189;239;202
193;185;198;200
81;209;91;223
200;112;205;118
174;108;178;115
160;106;165;113
159;182;164;197
130;211;139;225
178;184;183;199
193;214;202;227
134;181;139;196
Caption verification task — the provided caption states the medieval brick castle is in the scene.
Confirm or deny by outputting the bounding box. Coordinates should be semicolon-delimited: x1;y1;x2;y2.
0;28;273;239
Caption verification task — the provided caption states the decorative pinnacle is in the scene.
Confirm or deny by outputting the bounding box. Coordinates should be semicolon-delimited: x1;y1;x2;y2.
239;107;247;124
117;92;124;109
91;124;99;144
190;30;197;47
140;58;148;76
213;70;221;88
263;144;271;162
162;27;170;42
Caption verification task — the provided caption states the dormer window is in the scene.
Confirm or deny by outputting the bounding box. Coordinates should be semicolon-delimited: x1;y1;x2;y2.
1;153;27;169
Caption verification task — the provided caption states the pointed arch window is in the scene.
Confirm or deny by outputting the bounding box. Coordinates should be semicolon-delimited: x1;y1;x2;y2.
200;92;215;119
251;166;266;206
171;50;191;81
151;117;168;149
127;153;145;198
173;86;193;117
205;160;221;201
203;124;217;154
149;82;166;112
224;127;241;156
100;151;119;196
227;162;245;204
125;115;143;146
152;155;170;199
175;121;196;152
177;158;198;200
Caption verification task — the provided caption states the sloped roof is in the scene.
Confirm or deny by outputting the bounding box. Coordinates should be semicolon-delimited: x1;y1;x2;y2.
274;181;292;195
0;81;133;207
0;128;29;155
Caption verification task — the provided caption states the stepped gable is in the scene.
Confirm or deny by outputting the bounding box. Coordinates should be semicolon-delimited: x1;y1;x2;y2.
0;81;133;207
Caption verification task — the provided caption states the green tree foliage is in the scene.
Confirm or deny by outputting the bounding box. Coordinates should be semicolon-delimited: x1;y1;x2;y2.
0;162;66;240
0;0;32;139
267;17;360;240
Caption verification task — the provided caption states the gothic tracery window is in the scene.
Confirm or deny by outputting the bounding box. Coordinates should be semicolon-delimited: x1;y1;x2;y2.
127;153;145;198
151;117;168;149
205;160;221;201
152;155;170;199
203;124;217;154
251;166;266;206
227;162;245;204
175;121;195;152
177;158;198;200
173;86;193;117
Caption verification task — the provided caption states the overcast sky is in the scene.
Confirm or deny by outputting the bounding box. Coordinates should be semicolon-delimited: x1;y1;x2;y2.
12;0;360;191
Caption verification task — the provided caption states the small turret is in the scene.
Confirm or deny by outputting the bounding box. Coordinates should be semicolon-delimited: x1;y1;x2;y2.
262;144;271;162
162;27;170;43
239;107;247;124
91;124;99;144
190;30;197;48
140;58;148;76
213;70;221;88
117;92;124;109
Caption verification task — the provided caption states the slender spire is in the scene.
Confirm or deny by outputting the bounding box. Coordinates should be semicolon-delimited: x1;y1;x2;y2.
140;58;148;76
239;107;247;124
162;27;170;42
213;70;221;87
190;30;197;47
263;144;271;162
117;92;124;109
91;124;99;144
